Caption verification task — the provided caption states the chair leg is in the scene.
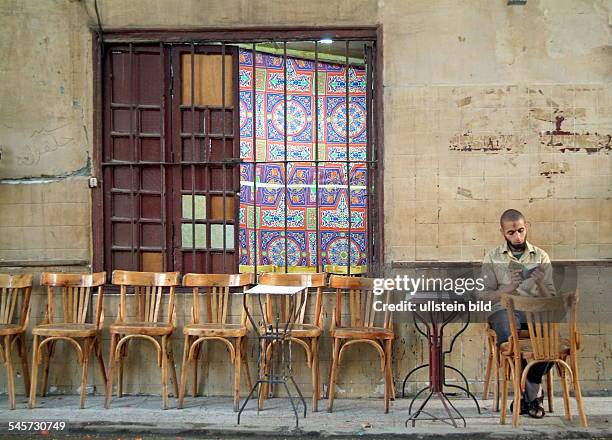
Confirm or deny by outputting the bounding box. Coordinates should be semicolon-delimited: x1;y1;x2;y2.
16;333;30;395
161;335;169;410
383;339;392;413
4;335;16;410
483;339;493;400
28;334;40;409
327;338;341;413
41;340;54;397
546;368;554;413
494;350;500;412
79;338;93;409
560;364;571;421
570;356;588;428
388;340;395;400
241;337;253;391
104;333;118;409
167;338;179;398
94;337;108;389
500;358;509;425
311;337;320;412
233;337;241;412
118;339;127;398
178;335;190;409
192;342;201;398
512;358;522;428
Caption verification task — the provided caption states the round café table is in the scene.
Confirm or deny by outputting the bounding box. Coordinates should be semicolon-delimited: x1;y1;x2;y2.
401;291;481;427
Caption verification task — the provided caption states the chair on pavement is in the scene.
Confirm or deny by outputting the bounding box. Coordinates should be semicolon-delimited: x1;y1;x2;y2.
0;274;32;409
105;270;180;409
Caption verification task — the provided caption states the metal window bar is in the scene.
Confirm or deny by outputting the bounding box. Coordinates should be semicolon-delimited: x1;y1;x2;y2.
283;41;288;272
251;42;257;272
190;42;197;272
365;43;373;278
160;42;167;271
128;42;137;270
345;41;352;275
107;47;115;272
221;43;228;272
314;41;320;272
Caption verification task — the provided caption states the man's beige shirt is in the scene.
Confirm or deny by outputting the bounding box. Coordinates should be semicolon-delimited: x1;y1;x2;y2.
480;241;556;316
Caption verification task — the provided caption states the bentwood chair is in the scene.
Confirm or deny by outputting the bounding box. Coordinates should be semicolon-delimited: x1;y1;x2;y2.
29;272;107;409
105;270;180;409
0;274;32;409
500;292;587;427
257;272;326;412
327;275;394;413
178;273;254;411
483;323;554;412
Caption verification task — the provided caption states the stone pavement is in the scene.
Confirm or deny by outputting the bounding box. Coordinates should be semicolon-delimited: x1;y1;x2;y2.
0;394;611;439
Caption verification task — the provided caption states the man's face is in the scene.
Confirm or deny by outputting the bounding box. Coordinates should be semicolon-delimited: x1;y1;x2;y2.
500;218;528;250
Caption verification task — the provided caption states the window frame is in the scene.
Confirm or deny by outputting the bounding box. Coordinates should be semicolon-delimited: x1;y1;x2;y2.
92;27;385;276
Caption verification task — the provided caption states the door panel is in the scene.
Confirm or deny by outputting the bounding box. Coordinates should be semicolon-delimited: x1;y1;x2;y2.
171;46;240;273
102;44;239;274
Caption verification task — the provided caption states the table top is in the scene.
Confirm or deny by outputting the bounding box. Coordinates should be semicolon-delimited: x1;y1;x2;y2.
241;284;307;296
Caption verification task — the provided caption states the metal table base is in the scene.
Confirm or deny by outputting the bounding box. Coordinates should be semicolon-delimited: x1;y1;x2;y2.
237;286;308;428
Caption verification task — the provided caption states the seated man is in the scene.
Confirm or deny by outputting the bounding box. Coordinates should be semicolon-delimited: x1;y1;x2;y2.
480;209;555;418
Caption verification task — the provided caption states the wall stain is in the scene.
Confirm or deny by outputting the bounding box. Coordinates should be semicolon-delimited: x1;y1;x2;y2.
448;134;520;152
539;161;569;179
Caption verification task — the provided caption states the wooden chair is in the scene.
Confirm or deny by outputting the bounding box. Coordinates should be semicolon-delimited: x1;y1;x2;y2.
0;274;32;409
483;323;554;413
29;272;106;409
500;292;587;427
327;275;394;413
105;270;180;409
178;273;254;411
257;272;326;412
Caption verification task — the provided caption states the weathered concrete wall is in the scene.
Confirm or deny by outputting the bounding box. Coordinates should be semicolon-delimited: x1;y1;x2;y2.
382;0;611;262
0;0;610;402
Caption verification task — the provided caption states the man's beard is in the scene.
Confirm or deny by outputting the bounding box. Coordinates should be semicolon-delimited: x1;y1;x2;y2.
506;236;527;252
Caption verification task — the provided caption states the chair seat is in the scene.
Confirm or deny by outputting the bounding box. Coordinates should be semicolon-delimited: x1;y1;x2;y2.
0;324;23;336
33;323;98;337
184;323;246;337
258;323;321;338
109;321;174;336
500;338;570;359
332;326;394;340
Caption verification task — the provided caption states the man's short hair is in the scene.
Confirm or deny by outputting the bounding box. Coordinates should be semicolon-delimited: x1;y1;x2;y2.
500;209;525;226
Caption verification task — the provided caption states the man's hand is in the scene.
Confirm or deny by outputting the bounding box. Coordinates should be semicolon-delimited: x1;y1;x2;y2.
530;265;551;297
501;270;522;294
483;270;522;302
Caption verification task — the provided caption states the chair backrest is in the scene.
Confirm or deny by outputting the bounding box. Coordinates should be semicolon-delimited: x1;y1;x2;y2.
0;274;33;328
329;275;391;329
182;273;254;325
502;292;577;360
324;264;367;276
258;272;326;326
40;272;106;326
112;270;179;324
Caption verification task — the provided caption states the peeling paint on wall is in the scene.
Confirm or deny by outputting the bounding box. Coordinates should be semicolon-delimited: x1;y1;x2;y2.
448;134;520;153
539;161;569;178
